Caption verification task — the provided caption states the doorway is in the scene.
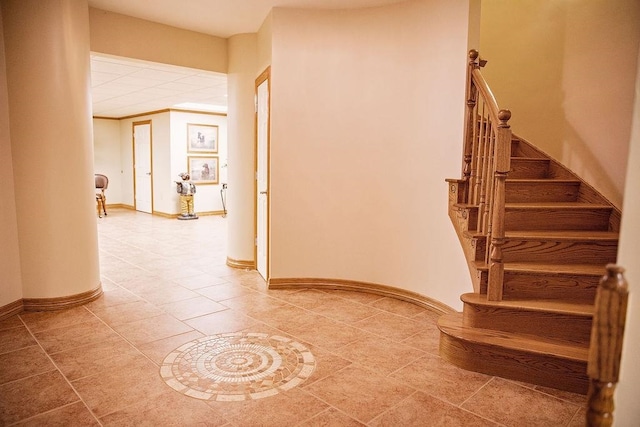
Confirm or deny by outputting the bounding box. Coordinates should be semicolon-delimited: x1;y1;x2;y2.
255;68;270;280
133;120;153;213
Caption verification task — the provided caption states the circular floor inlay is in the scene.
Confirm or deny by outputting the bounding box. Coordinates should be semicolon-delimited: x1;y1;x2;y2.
160;332;315;401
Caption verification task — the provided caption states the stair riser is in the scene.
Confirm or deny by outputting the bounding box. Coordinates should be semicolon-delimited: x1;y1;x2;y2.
506;182;580;203
504;209;612;231
509;159;549;179
501;239;618;264
439;333;588;394
477;271;599;303
502;273;598;304
462;304;592;345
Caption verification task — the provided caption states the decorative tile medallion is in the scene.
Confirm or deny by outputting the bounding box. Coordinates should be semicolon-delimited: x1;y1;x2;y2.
160;332;315;401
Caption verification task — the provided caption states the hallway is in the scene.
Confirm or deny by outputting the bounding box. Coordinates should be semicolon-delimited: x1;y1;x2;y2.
0;209;587;426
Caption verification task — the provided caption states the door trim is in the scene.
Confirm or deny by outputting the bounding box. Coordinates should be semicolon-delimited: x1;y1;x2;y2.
255;67;271;280
132;120;153;213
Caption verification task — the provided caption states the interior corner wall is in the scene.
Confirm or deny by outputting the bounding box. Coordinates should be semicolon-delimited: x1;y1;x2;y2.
480;0;640;208
615;44;640;426
0;6;23;307
257;11;273;73
88;7;228;73
269;0;474;309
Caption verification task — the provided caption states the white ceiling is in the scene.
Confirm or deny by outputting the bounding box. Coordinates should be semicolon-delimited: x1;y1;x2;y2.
88;0;408;118
91;54;227;118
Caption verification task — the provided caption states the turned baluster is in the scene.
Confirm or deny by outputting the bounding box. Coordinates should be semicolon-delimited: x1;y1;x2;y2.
587;265;629;427
486;109;511;301
463;50;481;204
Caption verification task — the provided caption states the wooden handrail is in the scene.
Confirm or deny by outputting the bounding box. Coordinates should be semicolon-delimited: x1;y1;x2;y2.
587;264;629;427
461;49;511;301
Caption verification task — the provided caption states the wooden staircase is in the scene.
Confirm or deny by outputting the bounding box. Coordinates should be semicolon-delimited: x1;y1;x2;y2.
438;51;621;395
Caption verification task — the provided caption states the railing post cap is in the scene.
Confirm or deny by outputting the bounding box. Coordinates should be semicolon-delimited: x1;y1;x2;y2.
601;263;628;292
498;109;511;122
469;49;479;60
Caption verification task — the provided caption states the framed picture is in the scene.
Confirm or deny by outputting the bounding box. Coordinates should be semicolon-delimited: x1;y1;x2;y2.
188;156;219;185
187;124;218;153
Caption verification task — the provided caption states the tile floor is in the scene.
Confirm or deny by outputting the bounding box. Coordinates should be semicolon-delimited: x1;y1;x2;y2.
0;209;588;426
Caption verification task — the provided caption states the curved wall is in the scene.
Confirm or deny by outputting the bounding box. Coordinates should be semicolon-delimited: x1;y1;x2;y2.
480;0;640;208
269;0;476;309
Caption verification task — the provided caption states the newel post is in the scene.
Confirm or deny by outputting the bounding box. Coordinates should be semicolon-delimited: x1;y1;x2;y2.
486;109;511;301
462;49;480;204
586;265;629;427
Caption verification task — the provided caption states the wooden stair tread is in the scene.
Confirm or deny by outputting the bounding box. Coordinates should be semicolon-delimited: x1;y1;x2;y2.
438;312;588;361
502;262;606;276
504;230;618;240
473;261;606;276
506;178;581;183
505;202;612;210
461;293;593;317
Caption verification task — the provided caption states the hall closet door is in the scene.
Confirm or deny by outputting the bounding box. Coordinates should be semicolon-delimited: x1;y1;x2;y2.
255;68;270;280
133;121;153;214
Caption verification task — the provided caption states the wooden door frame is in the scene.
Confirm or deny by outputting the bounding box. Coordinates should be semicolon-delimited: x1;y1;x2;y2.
132;120;154;213
254;67;271;280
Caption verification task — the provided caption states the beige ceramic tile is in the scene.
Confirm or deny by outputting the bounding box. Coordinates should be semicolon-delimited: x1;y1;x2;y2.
334;333;425;376
15;401;99;426
85;287;141;309
131;284;200;306
353;311;425;342
0;325;36;354
172;272;228;290
160;296;228;320
0;345;55;384
208;388;328;426
298;407;366;427
0;370;79;425
19;306;96;333
71;355;166;418
389;352;492;405
110;313;193;346
534;384;588;405
286;316;362;351
195;282;255;302
99;389;228;426
49;335;141;381
328;290;385;305
136;329;205;365
309;297;381;324
87;299;164;327
370;391;498;427
460;377;581;426
219;292;288;317
302;352;353;388
33;317;121;354
184;309;259;335
369;297;427;318
251;303;324;333
0;315;23;331
402;325;441;355
568;407;587;427
270;289;336;310
304;365;414;423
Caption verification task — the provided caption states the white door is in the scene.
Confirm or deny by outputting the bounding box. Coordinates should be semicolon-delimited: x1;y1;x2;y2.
133;121;152;213
256;70;270;279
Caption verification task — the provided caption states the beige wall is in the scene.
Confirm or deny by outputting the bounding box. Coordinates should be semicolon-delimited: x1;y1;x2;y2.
89;8;228;73
227;34;259;264
480;0;640;208
0;6;22;307
93;118;122;204
616;45;640;426
269;0;474;309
